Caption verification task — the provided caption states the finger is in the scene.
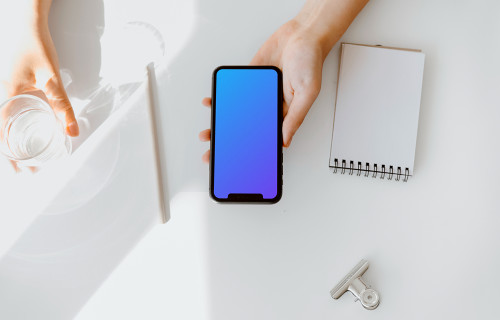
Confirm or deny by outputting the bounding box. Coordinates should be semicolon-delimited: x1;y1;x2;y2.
282;90;319;147
45;77;79;137
202;97;211;107
28;166;39;173
9;160;20;173
21;89;49;103
202;150;210;163
283;97;291;119
199;129;211;142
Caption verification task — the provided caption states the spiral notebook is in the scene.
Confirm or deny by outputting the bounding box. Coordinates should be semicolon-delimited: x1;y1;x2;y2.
329;43;425;181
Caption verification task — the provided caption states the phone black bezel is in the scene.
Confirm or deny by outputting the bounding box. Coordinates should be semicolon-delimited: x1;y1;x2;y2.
209;65;283;204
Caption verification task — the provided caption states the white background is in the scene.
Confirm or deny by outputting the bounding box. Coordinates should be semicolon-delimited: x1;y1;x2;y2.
3;0;500;319
79;0;500;319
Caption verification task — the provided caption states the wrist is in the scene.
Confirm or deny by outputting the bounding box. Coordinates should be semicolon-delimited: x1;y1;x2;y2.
291;14;337;60
293;6;342;60
293;0;369;60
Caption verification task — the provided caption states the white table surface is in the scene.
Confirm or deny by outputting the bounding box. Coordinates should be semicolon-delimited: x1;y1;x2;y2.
4;0;500;319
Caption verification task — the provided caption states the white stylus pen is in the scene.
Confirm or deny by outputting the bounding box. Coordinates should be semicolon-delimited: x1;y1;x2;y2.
146;63;169;224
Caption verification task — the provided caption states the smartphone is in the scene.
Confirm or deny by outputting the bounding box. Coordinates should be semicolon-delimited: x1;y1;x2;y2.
210;66;283;203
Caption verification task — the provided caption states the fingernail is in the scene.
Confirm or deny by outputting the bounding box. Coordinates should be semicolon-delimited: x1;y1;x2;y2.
67;121;79;136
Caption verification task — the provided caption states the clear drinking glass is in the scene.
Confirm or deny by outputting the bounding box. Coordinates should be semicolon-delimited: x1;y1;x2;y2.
0;94;72;167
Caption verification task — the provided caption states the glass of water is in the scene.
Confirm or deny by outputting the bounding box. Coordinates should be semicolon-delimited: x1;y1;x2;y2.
0;94;72;167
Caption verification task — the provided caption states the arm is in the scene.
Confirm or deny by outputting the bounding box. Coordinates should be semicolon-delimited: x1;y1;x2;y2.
200;0;368;162
1;0;79;137
251;0;369;147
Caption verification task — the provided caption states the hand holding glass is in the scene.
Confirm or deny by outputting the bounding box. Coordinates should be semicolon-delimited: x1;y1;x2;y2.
0;95;72;167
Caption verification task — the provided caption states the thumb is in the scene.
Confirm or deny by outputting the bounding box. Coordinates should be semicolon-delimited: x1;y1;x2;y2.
282;88;319;147
44;75;79;137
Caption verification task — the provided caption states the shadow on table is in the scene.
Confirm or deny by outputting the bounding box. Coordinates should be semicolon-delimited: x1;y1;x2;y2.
0;0;165;319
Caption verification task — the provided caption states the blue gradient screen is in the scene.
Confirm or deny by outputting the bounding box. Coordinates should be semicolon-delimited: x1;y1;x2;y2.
213;68;278;199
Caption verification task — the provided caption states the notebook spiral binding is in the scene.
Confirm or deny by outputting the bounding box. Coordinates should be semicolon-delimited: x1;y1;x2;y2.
332;158;409;182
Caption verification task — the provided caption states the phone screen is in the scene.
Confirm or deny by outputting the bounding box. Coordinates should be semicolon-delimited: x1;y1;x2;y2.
211;67;282;202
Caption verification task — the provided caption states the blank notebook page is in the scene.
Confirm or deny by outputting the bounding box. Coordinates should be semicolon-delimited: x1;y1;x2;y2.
329;43;425;177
